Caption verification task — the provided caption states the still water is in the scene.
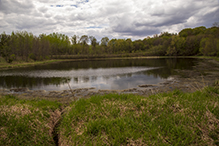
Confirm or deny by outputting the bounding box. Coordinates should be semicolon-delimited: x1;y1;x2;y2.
0;58;200;90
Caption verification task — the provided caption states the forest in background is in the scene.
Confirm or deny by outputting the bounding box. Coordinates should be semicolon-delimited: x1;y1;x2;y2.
0;26;219;63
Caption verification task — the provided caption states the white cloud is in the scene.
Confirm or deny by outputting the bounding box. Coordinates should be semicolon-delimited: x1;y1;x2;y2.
0;0;218;40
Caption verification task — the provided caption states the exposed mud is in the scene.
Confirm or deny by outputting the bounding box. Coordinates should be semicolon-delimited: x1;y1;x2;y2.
0;59;219;101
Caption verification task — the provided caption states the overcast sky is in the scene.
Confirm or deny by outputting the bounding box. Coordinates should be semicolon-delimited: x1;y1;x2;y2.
0;0;219;40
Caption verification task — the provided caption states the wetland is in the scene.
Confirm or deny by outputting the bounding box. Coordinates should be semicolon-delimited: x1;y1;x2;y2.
1;57;219;145
0;58;219;99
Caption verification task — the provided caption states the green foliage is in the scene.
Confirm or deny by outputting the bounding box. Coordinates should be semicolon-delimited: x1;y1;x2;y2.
179;28;193;37
80;35;89;45
147;45;166;56
159;32;176;37
166;36;178;56
179;26;206;37
29;53;36;61
200;37;219;56
0;26;219;62
101;37;109;46
176;37;186;55
89;36;98;47
184;35;201;56
192;26;206;35
71;35;78;45
8;54;15;63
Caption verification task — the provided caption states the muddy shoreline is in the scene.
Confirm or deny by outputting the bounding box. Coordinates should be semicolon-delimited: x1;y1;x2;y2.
1;59;218;101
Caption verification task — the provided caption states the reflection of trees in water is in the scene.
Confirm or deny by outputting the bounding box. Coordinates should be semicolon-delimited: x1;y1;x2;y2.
0;59;200;89
145;58;198;78
73;77;79;83
165;58;197;70
0;76;70;89
83;77;89;83
65;59;168;70
32;58;198;71
71;57;199;83
102;74;132;79
91;76;97;81
145;68;172;79
6;58;198;73
19;59;170;71
72;76;93;84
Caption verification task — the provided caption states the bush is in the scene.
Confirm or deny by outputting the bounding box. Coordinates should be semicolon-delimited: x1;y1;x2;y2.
200;37;219;56
7;54;15;63
29;53;36;61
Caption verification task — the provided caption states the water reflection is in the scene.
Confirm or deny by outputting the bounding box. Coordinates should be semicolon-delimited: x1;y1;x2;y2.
0;58;200;90
0;67;156;77
67;72;163;90
0;76;70;90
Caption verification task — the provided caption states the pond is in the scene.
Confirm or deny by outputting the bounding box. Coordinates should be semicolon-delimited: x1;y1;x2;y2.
0;58;200;91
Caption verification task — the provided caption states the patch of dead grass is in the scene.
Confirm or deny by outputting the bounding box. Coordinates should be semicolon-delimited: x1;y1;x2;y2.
205;107;219;131
0;127;7;140
47;109;61;137
0;104;33;118
125;138;146;146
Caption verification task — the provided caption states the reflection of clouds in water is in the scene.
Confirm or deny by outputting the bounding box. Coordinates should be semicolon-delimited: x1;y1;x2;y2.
21;70;165;91
70;76;109;89
0;67;158;78
108;74;163;90
0;59;199;90
44;73;164;90
0;67;164;90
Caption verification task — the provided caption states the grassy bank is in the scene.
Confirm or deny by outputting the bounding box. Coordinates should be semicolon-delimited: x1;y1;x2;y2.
192;56;219;62
60;86;219;145
0;96;62;145
1;86;218;145
0;59;65;70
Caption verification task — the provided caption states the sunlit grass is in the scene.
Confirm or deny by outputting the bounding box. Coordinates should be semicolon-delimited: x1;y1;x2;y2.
0;95;62;145
60;86;219;145
1;86;219;145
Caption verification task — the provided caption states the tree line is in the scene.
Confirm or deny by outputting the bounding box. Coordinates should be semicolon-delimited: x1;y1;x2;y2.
0;26;219;63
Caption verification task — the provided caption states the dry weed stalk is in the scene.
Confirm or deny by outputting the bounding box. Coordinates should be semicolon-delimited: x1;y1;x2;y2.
67;82;77;101
189;76;208;91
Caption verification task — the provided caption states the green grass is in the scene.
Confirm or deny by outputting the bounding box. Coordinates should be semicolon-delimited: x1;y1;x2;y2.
60;86;219;145
1;86;219;145
190;56;219;62
0;59;65;70
0;95;62;145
